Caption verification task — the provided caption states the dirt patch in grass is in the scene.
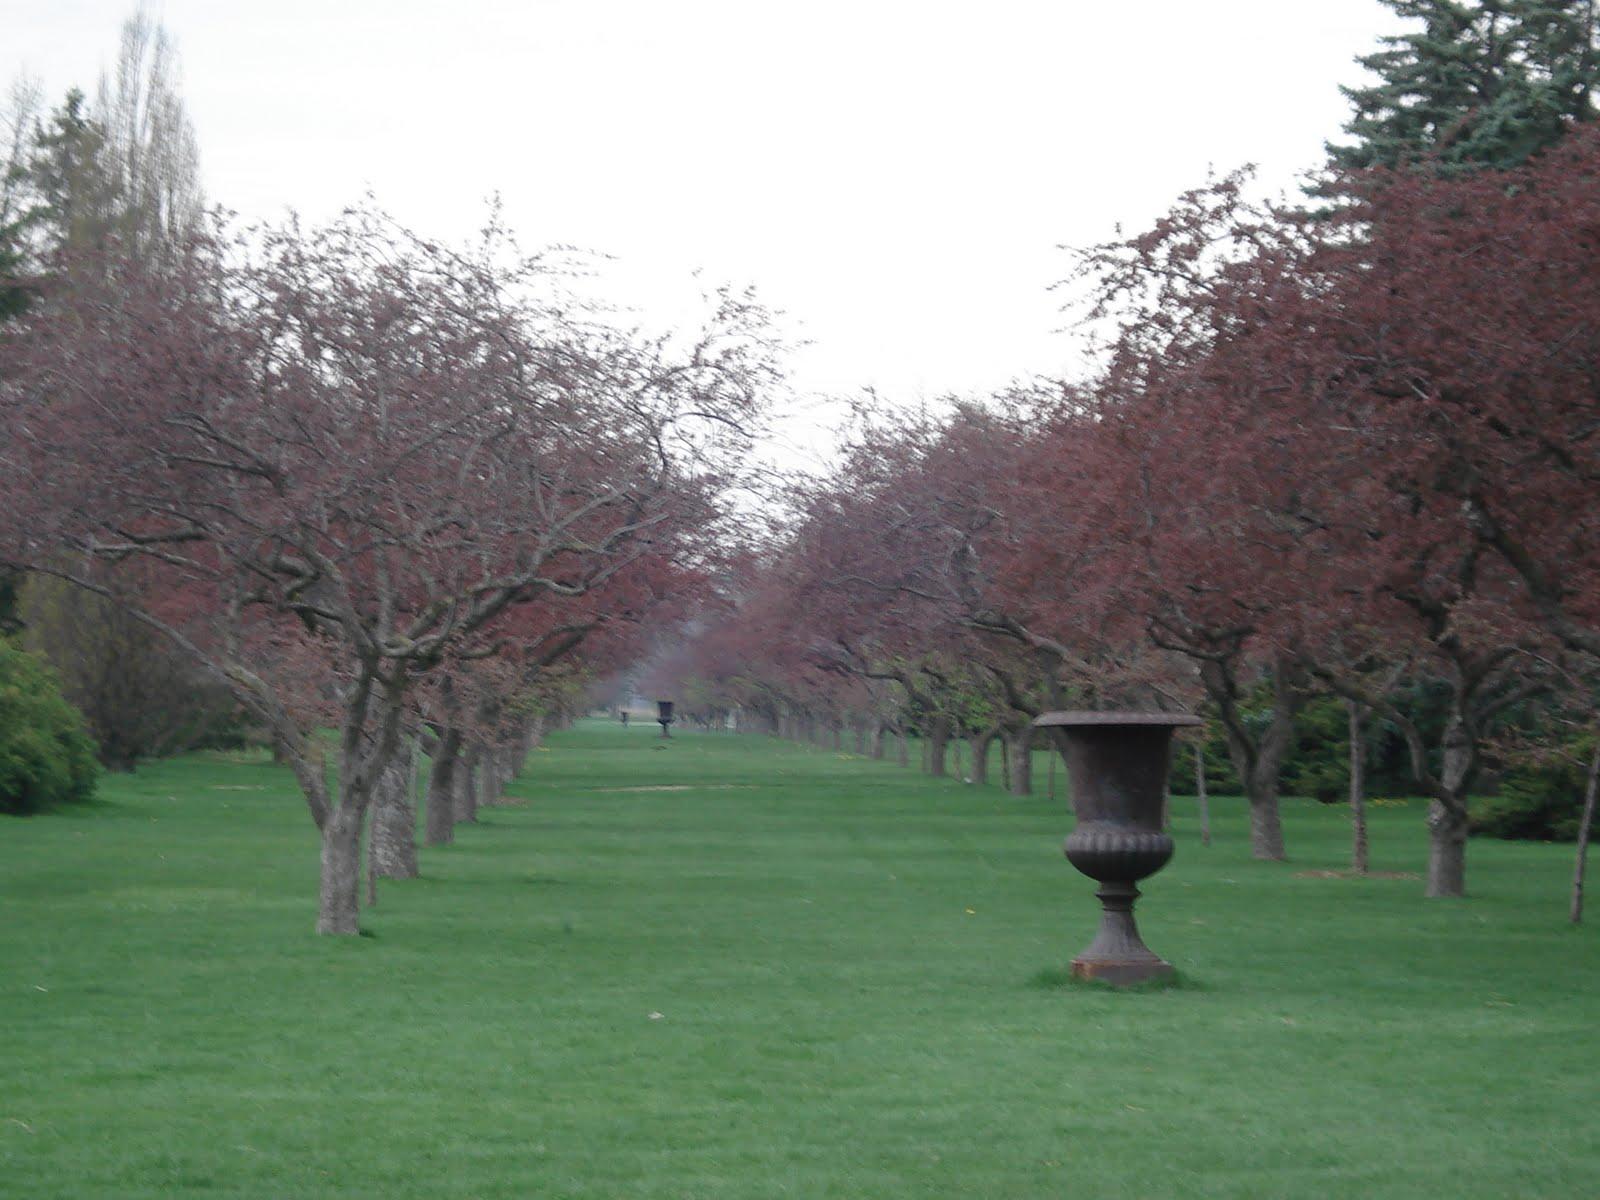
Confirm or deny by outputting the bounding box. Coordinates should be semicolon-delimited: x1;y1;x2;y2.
1294;869;1420;880
594;784;759;793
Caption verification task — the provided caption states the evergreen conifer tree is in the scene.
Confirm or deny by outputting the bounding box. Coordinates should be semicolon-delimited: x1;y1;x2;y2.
1329;0;1599;173
22;90;123;255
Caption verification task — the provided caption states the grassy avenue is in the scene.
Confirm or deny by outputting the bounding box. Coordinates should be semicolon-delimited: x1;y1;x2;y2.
3;721;1598;1198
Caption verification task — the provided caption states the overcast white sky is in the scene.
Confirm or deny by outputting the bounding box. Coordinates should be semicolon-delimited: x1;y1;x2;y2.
8;0;1400;462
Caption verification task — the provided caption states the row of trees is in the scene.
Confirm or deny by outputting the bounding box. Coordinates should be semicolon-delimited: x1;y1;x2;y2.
8;0;1600;925
0;15;785;931
652;5;1600;901
0;202;781;930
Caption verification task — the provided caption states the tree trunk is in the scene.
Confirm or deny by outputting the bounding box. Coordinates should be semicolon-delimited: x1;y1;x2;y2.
1349;700;1368;876
869;722;885;759
454;743;480;825
1006;729;1033;797
1206;654;1296;861
854;722;866;755
1425;799;1469;898
521;713;545;761
970;731;995;787
317;805;364;935
1570;740;1600;924
896;728;909;767
481;745;512;806
1195;740;1211;847
1425;714;1475;898
1246;772;1287;861
927;718;950;778
477;750;500;806
424;728;462;846
370;741;419;879
315;670;405;933
366;800;378;908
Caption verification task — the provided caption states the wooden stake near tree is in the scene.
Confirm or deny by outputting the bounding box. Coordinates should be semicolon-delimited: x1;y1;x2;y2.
1350;699;1369;876
1571;739;1600;924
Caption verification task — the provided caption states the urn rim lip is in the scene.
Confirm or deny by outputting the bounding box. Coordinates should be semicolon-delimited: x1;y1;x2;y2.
1033;710;1203;729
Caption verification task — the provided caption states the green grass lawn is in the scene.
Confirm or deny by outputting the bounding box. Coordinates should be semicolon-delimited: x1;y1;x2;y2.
3;721;1598;1198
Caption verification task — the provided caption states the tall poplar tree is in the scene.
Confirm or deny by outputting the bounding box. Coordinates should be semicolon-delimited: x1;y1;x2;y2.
2;7;213;759
0;79;41;322
8;7;201;263
93;7;203;255
1328;0;1599;172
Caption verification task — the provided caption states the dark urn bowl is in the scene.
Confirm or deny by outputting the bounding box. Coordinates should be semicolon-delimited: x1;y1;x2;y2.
1034;711;1201;987
1063;825;1174;885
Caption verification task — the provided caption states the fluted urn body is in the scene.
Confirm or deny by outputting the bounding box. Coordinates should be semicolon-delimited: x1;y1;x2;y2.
1034;711;1201;986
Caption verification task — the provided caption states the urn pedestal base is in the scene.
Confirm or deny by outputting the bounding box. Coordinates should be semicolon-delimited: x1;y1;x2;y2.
1068;880;1174;986
1070;957;1175;986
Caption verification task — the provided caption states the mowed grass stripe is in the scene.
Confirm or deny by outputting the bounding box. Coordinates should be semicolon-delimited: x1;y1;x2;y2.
2;720;1597;1198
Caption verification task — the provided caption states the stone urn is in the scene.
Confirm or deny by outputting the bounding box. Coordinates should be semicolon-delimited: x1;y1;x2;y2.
1033;711;1201;986
656;700;675;739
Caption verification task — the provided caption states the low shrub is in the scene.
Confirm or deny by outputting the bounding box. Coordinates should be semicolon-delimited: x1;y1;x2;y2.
1470;732;1595;842
0;639;99;814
